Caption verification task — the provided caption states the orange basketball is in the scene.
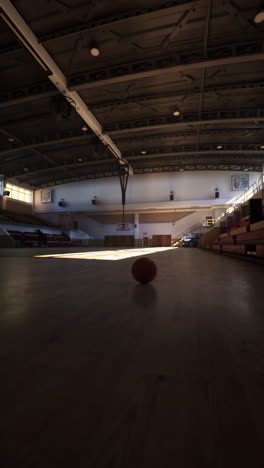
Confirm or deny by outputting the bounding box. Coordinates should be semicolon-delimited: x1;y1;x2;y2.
131;257;157;284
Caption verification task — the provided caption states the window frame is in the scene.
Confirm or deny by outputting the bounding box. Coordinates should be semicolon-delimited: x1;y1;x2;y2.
5;183;33;204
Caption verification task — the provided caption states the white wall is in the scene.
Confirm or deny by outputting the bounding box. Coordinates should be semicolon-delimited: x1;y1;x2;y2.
75;215;134;239
78;216;104;239
34;171;261;213
139;211;210;239
33;171;261;240
62;210;210;240
214;207;227;219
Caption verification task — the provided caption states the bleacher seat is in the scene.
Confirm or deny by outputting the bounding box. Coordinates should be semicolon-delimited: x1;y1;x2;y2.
205;218;264;259
7;230;72;248
0;210;58;228
256;245;264;258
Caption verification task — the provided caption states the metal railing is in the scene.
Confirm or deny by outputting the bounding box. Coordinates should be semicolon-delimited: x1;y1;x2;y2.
173;175;264;246
173;222;214;245
215;173;264;225
203;219;216;226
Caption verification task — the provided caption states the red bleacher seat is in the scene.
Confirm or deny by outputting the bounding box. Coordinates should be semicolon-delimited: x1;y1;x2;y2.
7;230;73;248
219;235;235;245
221;245;247;255
227;218;250;232
212;244;221;250
256;245;264;258
236;229;264;243
206;225;264;259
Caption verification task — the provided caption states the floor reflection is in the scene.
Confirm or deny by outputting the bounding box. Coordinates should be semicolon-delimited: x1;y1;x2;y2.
132;283;158;309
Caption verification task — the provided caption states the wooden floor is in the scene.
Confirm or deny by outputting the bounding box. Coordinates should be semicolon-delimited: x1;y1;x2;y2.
0;247;264;467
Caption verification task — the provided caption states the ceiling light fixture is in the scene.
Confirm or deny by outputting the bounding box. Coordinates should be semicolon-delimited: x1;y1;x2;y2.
217;145;223;150
24;167;29;171
254;10;264;23
141;150;147;155
77;157;83;162
90;45;100;57
173;109;181;117
8;137;15;142
82;125;88;131
260;145;264;149
180;168;184;171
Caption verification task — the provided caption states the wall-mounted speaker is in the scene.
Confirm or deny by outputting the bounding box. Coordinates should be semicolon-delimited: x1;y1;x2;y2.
3;190;10;196
58;200;65;207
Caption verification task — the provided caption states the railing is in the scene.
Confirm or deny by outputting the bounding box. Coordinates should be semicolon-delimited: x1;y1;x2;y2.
173;175;264;246
0;226;9;236
214;174;264;225
173;222;214;245
203;219;216;227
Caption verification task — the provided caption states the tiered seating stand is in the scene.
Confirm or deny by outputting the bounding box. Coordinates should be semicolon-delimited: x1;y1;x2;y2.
7;230;72;248
206;219;264;259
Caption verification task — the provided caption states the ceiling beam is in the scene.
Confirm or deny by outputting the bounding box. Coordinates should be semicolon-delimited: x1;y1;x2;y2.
0;148;113;169
160;1;198;47
117;127;264;143
104;108;264;135
9;150;264;183
133;164;262;173
68;40;264;91
2;77;264;111
0;127;59;167
127;151;264;161
15;161;263;188
0;132;94;157
13;157;119;181
0;0;133;174
0;113;263;159
0;1;197;55
123;144;264;157
0;49;264;110
221;0;256;32
5;144;263;167
0;84;58;109
90;80;264;110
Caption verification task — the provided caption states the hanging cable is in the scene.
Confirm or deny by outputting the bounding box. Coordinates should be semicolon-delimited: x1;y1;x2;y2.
196;0;212;156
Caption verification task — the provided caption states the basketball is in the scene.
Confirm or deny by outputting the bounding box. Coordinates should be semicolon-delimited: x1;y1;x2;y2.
131;257;157;284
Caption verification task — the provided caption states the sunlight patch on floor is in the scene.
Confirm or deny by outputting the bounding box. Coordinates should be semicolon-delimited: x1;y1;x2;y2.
35;247;176;261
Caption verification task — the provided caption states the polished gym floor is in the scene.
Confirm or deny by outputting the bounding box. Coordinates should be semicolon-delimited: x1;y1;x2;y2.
0;247;264;467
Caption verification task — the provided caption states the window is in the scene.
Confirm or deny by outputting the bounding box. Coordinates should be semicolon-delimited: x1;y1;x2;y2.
5;183;32;204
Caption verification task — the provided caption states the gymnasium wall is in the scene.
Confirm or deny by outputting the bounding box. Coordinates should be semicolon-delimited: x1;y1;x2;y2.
139;211;211;239
5;198;33;215
56;210;210;240
34;171;261;213
71;216;134;239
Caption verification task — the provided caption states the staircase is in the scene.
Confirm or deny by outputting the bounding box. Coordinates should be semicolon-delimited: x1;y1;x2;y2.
215;174;264;224
173;222;214;246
